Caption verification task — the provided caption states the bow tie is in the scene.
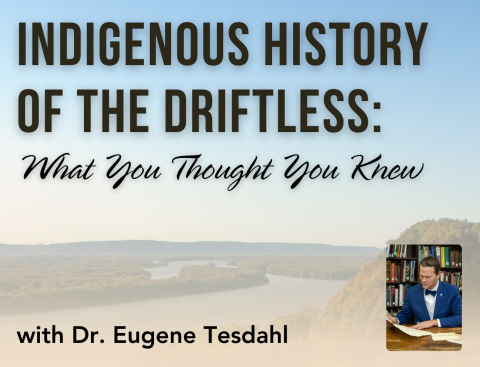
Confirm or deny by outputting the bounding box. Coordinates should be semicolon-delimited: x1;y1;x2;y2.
425;289;437;296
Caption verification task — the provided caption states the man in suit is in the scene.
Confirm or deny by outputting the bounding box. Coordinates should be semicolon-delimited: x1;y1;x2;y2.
387;256;462;329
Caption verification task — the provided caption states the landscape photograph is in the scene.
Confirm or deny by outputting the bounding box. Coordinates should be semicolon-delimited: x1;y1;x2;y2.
1;219;479;366
1;0;479;366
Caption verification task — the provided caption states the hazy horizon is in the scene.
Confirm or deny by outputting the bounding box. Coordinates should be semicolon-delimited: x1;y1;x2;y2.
1;239;385;248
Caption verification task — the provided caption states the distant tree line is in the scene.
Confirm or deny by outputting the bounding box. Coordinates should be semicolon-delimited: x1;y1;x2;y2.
0;255;268;316
225;255;375;280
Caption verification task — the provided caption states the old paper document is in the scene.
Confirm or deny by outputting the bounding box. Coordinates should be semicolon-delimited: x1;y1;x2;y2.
429;333;463;344
386;318;433;337
431;333;458;341
447;335;462;344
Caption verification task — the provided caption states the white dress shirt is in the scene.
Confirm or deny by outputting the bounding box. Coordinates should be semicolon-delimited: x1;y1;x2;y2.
395;280;441;326
424;280;441;327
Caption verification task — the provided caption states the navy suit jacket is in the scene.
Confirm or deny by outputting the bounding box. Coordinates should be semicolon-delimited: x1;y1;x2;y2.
396;281;462;327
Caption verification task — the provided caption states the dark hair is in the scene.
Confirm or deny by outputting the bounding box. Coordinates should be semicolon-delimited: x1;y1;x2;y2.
420;256;441;275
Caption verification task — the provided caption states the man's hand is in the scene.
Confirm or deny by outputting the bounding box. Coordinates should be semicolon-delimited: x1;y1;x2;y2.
411;319;438;330
386;317;398;328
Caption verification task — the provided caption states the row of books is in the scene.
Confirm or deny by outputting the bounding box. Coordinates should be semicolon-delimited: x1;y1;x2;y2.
386;284;412;307
386;260;416;282
418;245;462;267
386;244;409;258
441;272;462;289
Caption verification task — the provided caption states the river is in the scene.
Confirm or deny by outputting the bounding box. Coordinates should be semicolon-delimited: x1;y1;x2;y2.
147;260;348;328
1;260;349;367
1;261;348;332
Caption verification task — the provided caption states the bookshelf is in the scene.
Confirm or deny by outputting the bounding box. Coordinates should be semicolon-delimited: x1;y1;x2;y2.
386;244;462;317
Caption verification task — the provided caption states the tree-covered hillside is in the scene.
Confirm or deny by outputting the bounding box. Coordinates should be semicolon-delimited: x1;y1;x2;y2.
309;219;479;339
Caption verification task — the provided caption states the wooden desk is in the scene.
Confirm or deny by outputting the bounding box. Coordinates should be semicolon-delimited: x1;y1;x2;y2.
387;325;462;351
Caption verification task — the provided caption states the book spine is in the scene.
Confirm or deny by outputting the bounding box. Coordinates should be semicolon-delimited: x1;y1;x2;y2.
441;247;445;267
399;284;404;306
400;260;403;282
386;260;391;281
446;247;449;267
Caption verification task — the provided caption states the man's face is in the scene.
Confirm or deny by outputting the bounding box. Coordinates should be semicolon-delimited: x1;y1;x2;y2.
419;265;440;290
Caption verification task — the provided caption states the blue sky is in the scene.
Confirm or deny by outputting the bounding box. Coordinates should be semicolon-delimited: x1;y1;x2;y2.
0;0;479;246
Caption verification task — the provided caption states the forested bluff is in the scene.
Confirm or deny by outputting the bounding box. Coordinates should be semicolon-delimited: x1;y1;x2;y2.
265;219;479;341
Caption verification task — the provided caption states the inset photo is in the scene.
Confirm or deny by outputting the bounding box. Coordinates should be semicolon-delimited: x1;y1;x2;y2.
385;244;462;351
